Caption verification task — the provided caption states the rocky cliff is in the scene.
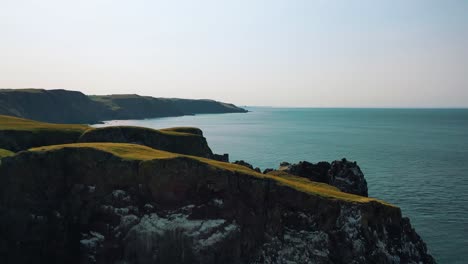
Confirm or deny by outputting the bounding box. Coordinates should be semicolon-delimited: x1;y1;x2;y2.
0;89;247;124
276;159;368;197
79;126;214;158
0;143;435;264
0;115;216;159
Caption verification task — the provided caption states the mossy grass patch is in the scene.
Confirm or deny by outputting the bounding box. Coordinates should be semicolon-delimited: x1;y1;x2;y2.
0;115;89;133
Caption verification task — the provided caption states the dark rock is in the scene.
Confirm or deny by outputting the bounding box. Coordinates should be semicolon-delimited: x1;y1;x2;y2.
277;159;368;197
232;160;255;170
0;129;84;152
0;146;435;263
263;168;274;174
328;158;368;197
213;153;230;162
279;161;331;184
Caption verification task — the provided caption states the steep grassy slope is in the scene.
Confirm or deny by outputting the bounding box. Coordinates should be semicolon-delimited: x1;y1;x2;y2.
0;89;247;124
0;89;110;124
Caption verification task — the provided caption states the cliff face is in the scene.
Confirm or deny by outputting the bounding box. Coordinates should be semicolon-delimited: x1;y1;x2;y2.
0;115;89;152
0;89;247;124
0;144;435;264
79;126;214;158
276;159;368;197
0;115;215;159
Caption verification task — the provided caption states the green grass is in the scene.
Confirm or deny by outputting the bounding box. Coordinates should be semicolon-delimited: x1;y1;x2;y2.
160;127;203;136
0;115;89;133
0;115;201;138
0;148;14;158
81;125;201;138
88;95;122;111
29;142;395;206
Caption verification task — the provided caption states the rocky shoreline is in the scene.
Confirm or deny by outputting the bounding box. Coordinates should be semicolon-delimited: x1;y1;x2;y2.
0;114;435;263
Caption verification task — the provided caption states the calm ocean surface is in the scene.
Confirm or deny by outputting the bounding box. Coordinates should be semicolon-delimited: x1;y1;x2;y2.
96;107;468;263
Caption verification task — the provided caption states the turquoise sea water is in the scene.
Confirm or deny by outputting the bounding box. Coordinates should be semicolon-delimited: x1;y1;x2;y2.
97;107;468;263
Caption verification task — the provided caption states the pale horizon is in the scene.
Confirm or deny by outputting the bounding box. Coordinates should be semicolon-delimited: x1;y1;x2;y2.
1;0;467;108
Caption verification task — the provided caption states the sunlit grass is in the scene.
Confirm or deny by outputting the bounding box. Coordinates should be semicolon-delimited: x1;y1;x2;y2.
0;148;14;159
0;115;201;138
0;115;89;133
81;125;200;138
29;142;395;206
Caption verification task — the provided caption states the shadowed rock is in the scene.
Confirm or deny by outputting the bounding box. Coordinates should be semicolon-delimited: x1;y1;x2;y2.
0;144;435;264
79;126;214;158
277;159;368;197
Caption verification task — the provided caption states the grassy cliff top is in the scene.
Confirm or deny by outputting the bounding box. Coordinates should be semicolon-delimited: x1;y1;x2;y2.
0;115;89;132
159;127;203;136
0;148;14;159
81;125;202;138
29;142;394;207
0;114;202;137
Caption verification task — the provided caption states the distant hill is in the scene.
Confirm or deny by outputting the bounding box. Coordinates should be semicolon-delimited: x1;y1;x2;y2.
0;89;247;124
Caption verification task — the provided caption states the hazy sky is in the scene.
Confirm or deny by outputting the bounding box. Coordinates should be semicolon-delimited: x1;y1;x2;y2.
1;0;467;107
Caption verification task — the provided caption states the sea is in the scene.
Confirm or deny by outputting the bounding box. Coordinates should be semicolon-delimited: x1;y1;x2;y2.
95;107;468;263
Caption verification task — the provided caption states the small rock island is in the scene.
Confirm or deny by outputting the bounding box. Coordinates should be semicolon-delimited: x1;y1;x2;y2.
0;113;436;263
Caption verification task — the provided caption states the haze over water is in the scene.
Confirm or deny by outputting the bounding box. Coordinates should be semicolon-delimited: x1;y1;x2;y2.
97;107;468;263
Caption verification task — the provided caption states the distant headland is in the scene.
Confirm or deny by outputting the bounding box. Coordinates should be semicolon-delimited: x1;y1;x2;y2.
0;88;247;124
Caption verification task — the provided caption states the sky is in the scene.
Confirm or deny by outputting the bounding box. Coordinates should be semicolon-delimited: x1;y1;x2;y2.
0;0;467;107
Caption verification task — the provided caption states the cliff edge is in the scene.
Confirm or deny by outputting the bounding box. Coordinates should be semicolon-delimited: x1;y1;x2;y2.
0;142;435;263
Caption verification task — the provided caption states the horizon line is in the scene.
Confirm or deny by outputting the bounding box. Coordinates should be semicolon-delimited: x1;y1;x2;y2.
244;106;468;110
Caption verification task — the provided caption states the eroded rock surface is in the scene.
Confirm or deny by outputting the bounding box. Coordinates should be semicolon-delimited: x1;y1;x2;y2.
0;147;434;263
329;159;368;197
278;158;368;197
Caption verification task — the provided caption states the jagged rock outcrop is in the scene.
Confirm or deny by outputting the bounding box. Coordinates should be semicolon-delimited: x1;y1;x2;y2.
213;153;229;162
0;89;247;124
233;160;261;173
277;159;368;197
0;144;435;264
329;159;368;197
279;161;332;184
